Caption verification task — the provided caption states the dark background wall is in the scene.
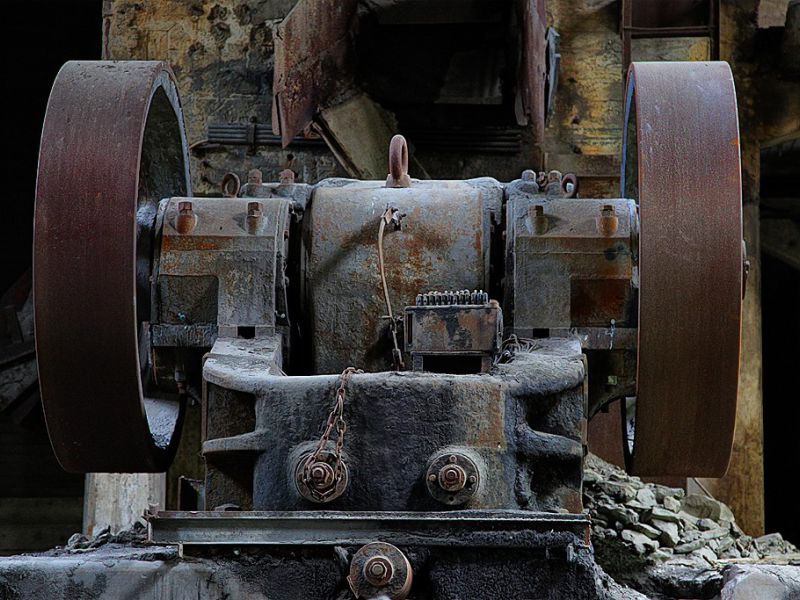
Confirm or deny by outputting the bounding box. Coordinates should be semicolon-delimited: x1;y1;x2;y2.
1;0;102;293
0;0;102;554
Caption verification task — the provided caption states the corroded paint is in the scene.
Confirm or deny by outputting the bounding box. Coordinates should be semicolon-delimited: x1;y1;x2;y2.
104;0;345;192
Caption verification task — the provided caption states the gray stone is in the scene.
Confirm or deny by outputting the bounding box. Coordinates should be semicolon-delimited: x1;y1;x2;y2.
644;507;682;524
635;487;657;507
583;470;601;485
651;548;674;561
633;522;661;539
674;539;705;554
755;532;787;555
697;518;717;531
652;519;680;547
599;504;639;526
718;564;800;599
624;500;652;513
663;496;681;513
599;481;638;502
715;537;735;554
621;529;659;554
691;546;718;566
652;484;685;503
718;544;742;560
701;527;730;541
681;530;702;544
681;494;734;522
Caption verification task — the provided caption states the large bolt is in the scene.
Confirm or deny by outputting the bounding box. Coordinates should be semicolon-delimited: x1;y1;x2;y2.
363;555;394;587
544;169;563;197
294;449;348;503
348;542;412;600
279;168;295;185
175;201;197;235
246;201;262;234
425;450;480;505
438;463;467;492
530;204;548;235
247;168;263;185
307;461;335;490
597;203;619;236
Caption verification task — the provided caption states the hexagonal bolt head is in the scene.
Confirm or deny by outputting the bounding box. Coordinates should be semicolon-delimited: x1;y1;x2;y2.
175;201;197;235
363;555;394;587
597;204;619;236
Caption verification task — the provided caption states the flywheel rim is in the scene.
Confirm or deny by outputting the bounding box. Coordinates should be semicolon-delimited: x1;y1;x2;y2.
620;61;743;477
34;60;191;472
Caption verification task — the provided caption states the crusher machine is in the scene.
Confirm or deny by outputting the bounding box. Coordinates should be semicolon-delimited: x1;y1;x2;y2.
31;59;745;598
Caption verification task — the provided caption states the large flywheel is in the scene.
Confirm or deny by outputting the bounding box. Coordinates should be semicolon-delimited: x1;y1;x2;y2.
621;61;744;477
34;61;191;472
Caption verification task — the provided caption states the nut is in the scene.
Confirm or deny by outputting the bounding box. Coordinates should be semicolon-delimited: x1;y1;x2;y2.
175;201;197;235
597;203;619;236
425;450;481;505
438;464;467;492
363;555;394;587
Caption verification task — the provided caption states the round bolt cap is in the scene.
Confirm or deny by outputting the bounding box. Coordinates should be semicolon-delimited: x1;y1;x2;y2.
294;449;348;503
363;555;394;587
425;450;481;506
348;542;412;600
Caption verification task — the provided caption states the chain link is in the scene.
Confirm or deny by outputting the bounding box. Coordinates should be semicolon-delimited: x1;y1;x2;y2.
302;366;362;498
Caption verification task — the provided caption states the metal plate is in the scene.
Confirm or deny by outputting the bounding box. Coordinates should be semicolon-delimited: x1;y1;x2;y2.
621;61;742;477
272;0;359;145
34;61;191;472
148;510;591;547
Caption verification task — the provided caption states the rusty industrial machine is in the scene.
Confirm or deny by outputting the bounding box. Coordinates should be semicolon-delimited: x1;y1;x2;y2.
31;58;744;598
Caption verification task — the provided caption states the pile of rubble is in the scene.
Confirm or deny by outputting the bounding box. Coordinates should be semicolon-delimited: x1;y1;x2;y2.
60;521;149;554
584;453;799;598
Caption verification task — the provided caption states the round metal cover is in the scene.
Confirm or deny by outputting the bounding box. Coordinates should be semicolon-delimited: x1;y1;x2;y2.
621;61;743;477
348;542;413;600
34;61;191;472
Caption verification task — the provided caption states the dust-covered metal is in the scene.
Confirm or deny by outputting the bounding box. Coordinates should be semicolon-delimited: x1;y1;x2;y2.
296;367;360;503
303;177;502;373
34;61;190;472
621;61;743;477
405;296;502;374
425;450;482;505
272;0;359;145
348;542;412;600
202;338;586;513
147;509;591;548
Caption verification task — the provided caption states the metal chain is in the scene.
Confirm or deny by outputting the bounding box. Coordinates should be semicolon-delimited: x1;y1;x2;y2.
303;367;363;494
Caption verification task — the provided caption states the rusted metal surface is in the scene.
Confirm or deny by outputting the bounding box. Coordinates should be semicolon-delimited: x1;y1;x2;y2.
621;61;743;477
386;135;411;188
272;0;359;146
304;177;502;374
424;451;481;506
157;196;290;340
404;294;502;374
506;196;637;335
34;61;190;472
516;0;547;144
348;541;413;600
202;337;585;513
621;0;719;76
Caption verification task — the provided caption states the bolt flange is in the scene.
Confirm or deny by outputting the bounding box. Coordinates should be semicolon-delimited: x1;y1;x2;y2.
294;449;348;503
425;450;481;506
348;542;412;600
